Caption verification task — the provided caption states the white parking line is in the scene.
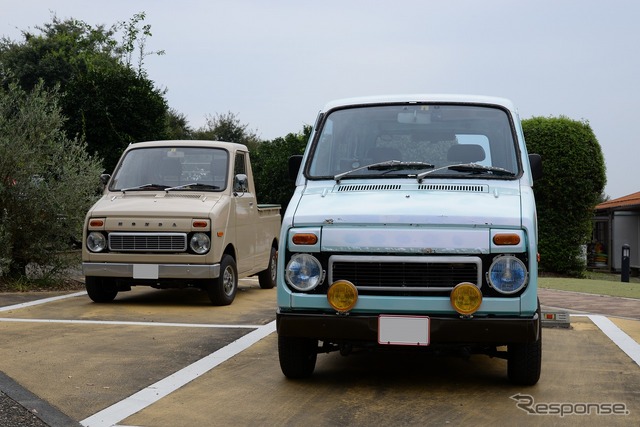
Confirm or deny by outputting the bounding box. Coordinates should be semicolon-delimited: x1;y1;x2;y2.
0;291;86;312
80;320;277;427
4;293;639;426
587;314;640;367
0;318;262;329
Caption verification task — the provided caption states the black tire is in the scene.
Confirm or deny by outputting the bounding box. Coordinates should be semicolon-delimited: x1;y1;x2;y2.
278;335;318;379
507;304;542;386
85;276;118;303
208;254;238;305
258;246;277;289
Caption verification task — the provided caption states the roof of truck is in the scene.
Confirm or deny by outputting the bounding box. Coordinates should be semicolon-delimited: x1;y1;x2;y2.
321;94;517;112
124;140;249;152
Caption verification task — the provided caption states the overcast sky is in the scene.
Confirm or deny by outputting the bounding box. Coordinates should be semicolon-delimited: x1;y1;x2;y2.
1;0;638;199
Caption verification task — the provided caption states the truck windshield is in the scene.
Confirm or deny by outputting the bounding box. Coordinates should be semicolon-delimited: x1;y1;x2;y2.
307;104;520;180
109;147;229;191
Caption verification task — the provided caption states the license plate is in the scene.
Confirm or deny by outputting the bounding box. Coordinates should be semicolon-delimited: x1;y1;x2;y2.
378;315;430;346
133;264;159;279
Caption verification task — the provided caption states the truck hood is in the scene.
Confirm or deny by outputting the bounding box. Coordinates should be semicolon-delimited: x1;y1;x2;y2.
88;192;222;217
292;182;522;228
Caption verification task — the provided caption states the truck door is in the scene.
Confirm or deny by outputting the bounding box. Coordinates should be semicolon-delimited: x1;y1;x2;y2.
232;151;257;274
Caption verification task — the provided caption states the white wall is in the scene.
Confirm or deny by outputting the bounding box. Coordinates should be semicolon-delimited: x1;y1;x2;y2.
612;212;640;269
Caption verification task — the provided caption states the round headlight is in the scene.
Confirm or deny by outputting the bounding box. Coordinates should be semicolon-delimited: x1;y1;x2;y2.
285;254;323;291
327;280;358;313
86;232;107;253
450;282;483;315
486;255;528;294
190;233;211;254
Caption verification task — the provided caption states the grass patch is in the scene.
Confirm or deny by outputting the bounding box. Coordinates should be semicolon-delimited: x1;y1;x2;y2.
0;251;84;292
0;276;84;292
539;273;640;299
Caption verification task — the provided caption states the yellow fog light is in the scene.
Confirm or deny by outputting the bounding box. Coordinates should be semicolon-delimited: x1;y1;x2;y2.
450;282;482;315
327;280;358;313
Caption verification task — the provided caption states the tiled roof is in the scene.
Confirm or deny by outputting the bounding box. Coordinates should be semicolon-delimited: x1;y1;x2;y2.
595;191;640;210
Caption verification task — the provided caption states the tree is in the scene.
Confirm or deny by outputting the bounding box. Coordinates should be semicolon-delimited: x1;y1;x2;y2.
522;116;606;276
0;82;103;278
193;112;260;150
252;126;311;211
192;111;309;210
165;108;193;140
64;64;168;170
0;13;169;173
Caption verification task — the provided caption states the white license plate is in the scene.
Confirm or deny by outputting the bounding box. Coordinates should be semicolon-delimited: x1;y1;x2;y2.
378;315;430;346
133;264;159;279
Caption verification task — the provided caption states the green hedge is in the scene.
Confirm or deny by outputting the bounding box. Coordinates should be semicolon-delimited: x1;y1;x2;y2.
523;116;606;276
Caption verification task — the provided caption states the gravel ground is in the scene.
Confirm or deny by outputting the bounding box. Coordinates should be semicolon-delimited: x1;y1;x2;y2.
0;392;49;427
1;363;81;427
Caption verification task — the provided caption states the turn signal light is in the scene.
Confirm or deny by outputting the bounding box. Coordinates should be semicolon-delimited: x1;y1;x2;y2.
450;282;483;315
89;219;104;228
327;280;358;313
292;233;318;245
493;233;521;245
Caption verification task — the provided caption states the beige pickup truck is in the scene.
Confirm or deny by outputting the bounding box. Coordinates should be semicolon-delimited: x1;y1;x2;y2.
81;140;281;305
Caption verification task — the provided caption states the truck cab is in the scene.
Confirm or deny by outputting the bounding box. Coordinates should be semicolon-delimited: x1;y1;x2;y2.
276;95;543;385
82;140;280;305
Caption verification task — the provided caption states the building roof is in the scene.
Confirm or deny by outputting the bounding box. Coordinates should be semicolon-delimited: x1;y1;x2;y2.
595;191;640;211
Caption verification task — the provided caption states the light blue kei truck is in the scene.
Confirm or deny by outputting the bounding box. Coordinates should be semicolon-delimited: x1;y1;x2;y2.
276;95;543;385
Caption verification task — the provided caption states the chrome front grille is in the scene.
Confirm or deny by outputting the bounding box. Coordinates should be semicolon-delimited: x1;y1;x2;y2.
328;255;481;292
108;232;187;252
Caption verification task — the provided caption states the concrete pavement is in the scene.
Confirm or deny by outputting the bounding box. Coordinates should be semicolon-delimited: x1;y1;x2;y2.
1;286;640;426
539;287;640;320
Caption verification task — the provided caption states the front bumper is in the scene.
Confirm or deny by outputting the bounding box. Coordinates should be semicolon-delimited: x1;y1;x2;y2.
82;262;220;279
277;310;540;344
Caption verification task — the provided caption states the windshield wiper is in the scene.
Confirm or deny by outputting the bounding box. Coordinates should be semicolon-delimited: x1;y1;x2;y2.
165;183;221;191
416;163;516;182
446;164;515;176
121;183;169;192
334;160;434;182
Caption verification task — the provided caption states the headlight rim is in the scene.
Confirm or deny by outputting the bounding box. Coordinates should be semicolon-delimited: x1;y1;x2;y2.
189;232;211;255
86;231;107;253
450;281;483;315
486;254;529;295
285;253;324;292
327;279;358;313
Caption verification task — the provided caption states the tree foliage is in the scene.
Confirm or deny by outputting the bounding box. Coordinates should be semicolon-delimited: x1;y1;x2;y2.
191;110;310;211
252;126;311;212
523;116;606;276
165;108;193;140
0;82;102;278
0;13;169;173
193;111;260;151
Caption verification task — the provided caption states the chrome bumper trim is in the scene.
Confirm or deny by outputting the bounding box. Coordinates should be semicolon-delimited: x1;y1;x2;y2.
82;262;220;279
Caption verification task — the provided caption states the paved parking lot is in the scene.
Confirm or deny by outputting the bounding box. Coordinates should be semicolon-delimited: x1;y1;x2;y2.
1;281;640;426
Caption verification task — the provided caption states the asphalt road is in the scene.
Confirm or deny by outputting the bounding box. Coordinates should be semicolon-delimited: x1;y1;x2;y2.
1;281;640;427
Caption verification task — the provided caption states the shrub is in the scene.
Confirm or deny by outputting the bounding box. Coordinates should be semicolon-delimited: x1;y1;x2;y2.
523;116;606;276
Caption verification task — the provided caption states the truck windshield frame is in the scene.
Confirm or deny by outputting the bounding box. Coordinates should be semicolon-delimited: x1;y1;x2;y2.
109;146;229;192
306;103;521;180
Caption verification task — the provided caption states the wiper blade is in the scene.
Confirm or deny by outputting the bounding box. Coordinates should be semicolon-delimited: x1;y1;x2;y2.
335;160;434;182
447;163;516;176
369;161;435;171
165;182;220;191
417;163;515;181
121;183;169;192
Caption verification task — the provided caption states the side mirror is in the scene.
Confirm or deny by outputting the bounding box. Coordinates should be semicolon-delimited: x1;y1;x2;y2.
100;174;111;186
289;155;303;180
233;173;249;193
528;154;542;181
